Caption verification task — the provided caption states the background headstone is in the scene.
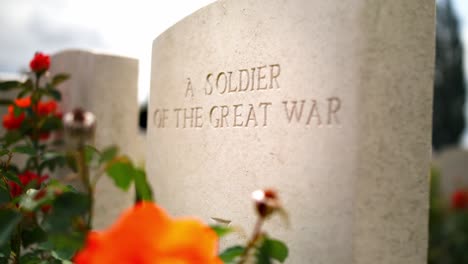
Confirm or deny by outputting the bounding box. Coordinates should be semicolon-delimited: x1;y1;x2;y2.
433;147;468;200
147;0;435;263
50;50;145;229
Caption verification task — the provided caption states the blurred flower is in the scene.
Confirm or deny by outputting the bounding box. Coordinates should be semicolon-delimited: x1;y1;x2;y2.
37;100;57;116
2;110;25;130
8;171;48;198
63;108;96;147
29;52;50;73
2;97;59;139
452;189;468;209
252;189;283;219
74;202;222;264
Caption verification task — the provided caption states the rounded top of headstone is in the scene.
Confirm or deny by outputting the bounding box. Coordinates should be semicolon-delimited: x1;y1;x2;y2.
52;49;138;63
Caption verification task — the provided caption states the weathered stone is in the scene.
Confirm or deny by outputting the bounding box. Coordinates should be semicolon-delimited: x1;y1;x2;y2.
147;1;435;263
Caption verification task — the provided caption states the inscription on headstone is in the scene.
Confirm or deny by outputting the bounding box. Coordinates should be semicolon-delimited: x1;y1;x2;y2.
153;64;342;129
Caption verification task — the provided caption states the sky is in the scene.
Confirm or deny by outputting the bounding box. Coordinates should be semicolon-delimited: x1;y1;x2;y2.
2;0;468;148
0;0;216;102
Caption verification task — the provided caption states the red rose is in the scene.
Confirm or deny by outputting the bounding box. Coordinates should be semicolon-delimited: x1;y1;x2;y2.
29;52;50;73
452;189;468;209
8;171;48;198
2;111;25;130
2;97;59;137
37;100;57;116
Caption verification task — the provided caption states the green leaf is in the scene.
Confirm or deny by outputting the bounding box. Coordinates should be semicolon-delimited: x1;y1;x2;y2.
51;74;70;87
0;209;22;247
21;226;47;247
4;135;21;147
106;159;134;191
257;237;289;263
84;145;100;165
4;171;20;185
99;146;118;164
219;246;245;263
44;88;62;101
134;168;153;202
12;145;36;155
43;192;89;233
17;88;32;99
39;152;67;174
0;241;10;261
1;131;23;146
0;149;9;157
0;81;21;91
210;225;233;238
0;99;14;106
40;116;62;131
0;184;10;205
44;232;84;260
13;105;24;117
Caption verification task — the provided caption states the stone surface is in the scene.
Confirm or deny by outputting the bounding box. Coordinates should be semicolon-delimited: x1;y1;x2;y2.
50;50;144;229
147;0;435;263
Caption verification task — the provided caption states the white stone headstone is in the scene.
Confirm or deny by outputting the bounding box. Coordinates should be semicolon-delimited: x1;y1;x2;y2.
147;1;435;263
50;50;144;229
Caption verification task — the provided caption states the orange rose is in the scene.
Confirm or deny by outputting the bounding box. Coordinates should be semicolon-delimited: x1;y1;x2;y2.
74;202;222;264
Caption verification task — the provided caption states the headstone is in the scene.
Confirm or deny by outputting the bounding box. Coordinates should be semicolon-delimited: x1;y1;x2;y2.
50;50;144;229
433;147;468;200
147;0;435;263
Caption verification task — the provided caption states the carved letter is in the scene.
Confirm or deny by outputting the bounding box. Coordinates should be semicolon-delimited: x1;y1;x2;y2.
185;78;194;98
327;97;341;125
259;102;272;127
209;106;220;128
228;72;238;93
257;65;268;90
221;105;229;127
238;69;250;92
195;107;203;128
270;64;281;89
245;104;258;127
204;73;213;95
173;108;182;128
306;100;322;126
216;72;228;94
283;100;305;123
233;104;244;127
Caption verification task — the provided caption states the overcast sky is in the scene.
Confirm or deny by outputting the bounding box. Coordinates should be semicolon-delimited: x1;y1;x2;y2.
0;0;216;101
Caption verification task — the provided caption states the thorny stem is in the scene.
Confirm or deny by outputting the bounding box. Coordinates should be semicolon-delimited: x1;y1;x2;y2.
77;144;93;230
239;217;264;264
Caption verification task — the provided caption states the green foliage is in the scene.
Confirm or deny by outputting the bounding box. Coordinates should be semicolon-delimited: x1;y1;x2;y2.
219;246;245;263
210;225;234;238
134;168;153;202
99;146;118;164
0;209;22;247
256;236;288;263
106;158;134;191
13;144;36;155
0;81;22;92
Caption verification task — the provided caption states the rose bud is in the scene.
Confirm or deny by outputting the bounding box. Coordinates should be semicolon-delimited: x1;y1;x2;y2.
252;189;282;219
63;108;96;148
29;52;50;73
